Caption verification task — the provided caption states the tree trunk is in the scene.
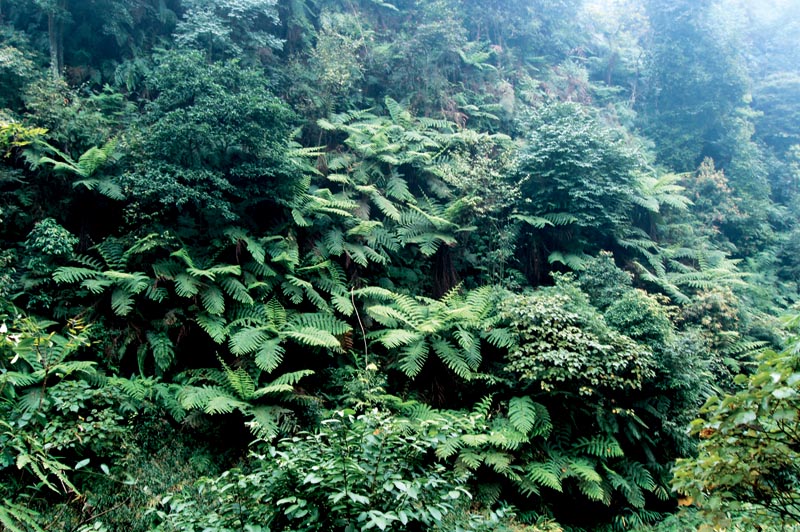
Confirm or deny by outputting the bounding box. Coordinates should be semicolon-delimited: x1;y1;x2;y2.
48;0;67;80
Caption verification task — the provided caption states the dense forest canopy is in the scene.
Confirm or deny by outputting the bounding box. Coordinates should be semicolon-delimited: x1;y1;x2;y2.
1;0;800;530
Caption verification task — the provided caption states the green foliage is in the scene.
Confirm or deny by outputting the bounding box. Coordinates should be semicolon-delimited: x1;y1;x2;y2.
177;361;314;440
501;281;655;395
3;0;800;530
123;50;296;224
577;251;633;310
515;102;642;241
604;290;674;348
672;316;800;527
152;404;481;531
175;0;282;60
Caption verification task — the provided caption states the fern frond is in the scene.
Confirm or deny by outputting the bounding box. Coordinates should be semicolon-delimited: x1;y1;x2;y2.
573;435;624;458
548;251;586;271
53;267;98;284
254;338;285;372
205;394;249;415
110;288;135;316
510;214;553;229
432;338;472;378
284;326;341;350
484;451;513;475
0;499;46;532
543;212;579;226
147;331;175;371
367;328;419;349
291;313;351;335
229;327;272;355
174;273;201;298
257;369;314;391
484;327;516;349
219;276;254;305
398;340;429;378
200;285;225;316
526;461;562;492
196;313;228;344
508;396;538;436
435;437;464;460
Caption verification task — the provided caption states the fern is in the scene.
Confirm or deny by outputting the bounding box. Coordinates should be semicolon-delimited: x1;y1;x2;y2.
254;338;285;372
284;326;341;350
508;396;539;436
433;338;472;378
53;266;99;284
147;330;175;371
398;340;430;377
510;214;553;229
110;287;135;316
229;326;273;355
0;500;46;532
548;251;587;271
573;435;625;458
526;461;563;492
200;285;226;315
196;313;228;344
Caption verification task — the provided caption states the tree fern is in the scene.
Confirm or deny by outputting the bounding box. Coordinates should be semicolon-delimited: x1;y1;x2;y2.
229;327;274;355
200;284;226;315
548;251;588;271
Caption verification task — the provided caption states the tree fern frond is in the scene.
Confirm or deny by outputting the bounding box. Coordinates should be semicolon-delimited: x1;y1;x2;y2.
205;394;249;415
110;288;135;316
222;364;256;401
508;396;539;436
0;499;46;532
178;385;229;410
254;338;285;372
398;340;429;378
574;435;625;458
219;276;254;305
291;313;351;335
284;326;341;350
200;285;225;315
510;214;553;229
147;331;175;371
53;267;98;284
484;327;516;349
229;327;272;355
373;328;422;349
484;451;513;475
543;212;579;226
263;369;314;387
527;461;562;492
265;298;287;326
432;338;472;378
548;251;586;271
435;437;464;460
174;273;201;298
196;313;228;344
472;395;494;418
